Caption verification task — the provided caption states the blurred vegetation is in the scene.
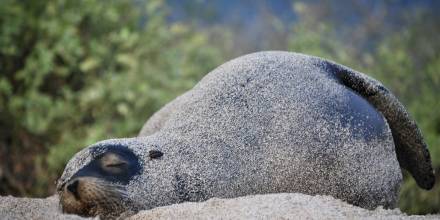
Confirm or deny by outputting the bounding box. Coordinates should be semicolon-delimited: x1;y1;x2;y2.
0;0;223;196
0;0;439;215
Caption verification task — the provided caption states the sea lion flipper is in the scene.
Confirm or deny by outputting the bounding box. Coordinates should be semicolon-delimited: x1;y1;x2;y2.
322;61;435;190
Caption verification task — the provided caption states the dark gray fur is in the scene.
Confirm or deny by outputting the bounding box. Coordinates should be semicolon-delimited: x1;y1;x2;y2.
59;51;434;212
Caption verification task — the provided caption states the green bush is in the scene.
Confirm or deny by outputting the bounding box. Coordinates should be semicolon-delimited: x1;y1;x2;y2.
0;0;223;196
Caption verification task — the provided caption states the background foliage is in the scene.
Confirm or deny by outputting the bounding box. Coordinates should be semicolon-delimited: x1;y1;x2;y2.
0;0;439;215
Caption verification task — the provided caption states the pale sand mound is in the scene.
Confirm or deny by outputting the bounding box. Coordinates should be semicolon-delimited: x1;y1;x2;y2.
130;193;436;220
1;193;438;219
0;195;89;220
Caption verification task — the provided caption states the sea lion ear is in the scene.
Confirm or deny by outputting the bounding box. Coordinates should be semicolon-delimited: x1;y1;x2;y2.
149;150;163;159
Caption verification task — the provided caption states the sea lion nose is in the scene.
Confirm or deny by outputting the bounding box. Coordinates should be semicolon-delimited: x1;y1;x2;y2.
66;179;80;199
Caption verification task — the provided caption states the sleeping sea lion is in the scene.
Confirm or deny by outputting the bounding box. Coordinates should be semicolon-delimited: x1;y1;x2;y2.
57;51;435;219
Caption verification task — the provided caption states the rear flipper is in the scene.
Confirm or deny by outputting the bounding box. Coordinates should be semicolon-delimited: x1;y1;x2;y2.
317;59;435;190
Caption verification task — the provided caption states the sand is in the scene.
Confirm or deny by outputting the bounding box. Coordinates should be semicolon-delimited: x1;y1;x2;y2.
1;193;438;220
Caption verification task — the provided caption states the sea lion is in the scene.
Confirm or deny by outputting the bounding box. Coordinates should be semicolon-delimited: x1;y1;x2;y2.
57;51;435;219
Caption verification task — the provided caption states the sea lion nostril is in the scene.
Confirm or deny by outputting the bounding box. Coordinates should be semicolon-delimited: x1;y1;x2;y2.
66;180;80;199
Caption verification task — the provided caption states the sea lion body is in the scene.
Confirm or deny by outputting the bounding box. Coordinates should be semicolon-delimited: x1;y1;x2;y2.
58;51;434;218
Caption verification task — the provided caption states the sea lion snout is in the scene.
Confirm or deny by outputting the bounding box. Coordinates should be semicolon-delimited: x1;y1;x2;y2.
60;176;129;218
58;144;143;218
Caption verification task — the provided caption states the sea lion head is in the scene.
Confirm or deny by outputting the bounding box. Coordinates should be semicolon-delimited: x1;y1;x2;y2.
56;138;163;219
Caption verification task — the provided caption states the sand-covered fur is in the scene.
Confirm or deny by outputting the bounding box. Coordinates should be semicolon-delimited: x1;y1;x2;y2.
57;51;433;218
